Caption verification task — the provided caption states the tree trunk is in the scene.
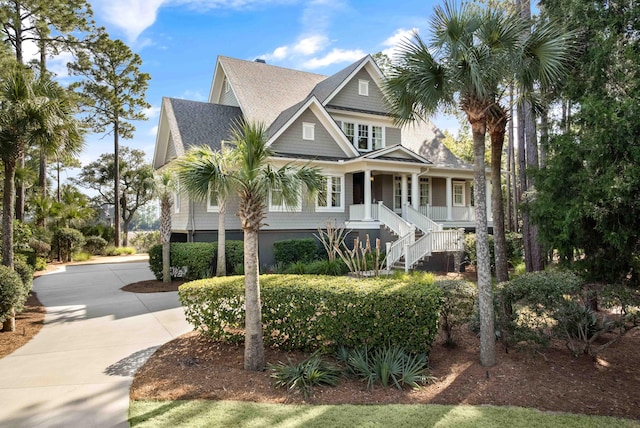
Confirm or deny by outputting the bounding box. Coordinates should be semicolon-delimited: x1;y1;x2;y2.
114;122;121;247
488;113;510;284
216;200;226;276
15;155;25;221
523;100;544;271
508;86;518;232
2;158;17;332
243;227;264;371
467;104;496;367
122;218;130;247
162;243;171;283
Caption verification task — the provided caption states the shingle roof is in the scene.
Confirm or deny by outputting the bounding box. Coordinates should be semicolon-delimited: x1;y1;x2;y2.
219;56;326;126
401;122;473;170
309;56;368;103
167;97;243;152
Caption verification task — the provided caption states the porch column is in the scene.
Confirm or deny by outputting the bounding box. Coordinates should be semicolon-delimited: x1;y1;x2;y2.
401;174;409;217
486;178;493;221
446;177;453;221
411;172;419;210
364;169;373;220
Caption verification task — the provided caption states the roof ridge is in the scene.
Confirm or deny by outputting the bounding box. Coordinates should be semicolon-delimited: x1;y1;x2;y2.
218;55;328;78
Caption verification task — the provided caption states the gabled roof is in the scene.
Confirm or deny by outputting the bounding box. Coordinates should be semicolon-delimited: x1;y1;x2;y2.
308;56;368;103
401;122;473;170
214;56;326;126
358;144;432;165
153;97;242;168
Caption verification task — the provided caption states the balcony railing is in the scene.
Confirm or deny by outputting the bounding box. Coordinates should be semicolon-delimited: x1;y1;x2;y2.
417;205;476;222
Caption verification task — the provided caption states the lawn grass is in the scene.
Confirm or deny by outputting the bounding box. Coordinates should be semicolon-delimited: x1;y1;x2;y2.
130;400;639;428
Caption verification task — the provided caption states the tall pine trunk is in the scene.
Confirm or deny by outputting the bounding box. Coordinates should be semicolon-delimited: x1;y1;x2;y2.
114;121;121;247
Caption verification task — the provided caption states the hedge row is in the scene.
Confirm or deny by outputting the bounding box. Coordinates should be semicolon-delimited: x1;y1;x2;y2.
149;241;244;281
273;238;321;265
179;274;443;354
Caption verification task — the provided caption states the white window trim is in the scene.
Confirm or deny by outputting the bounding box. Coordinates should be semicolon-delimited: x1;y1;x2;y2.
315;175;345;212
419;177;430;207
341;121;385;152
453;181;466;207
207;185;220;213
358;79;369;96
302;122;315;141
269;188;302;212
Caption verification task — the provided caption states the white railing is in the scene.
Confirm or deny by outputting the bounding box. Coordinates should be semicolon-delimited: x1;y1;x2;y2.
378;202;413;237
348;204;379;221
405;233;432;272
405;204;443;232
418;205;475;222
385;232;415;270
431;229;465;252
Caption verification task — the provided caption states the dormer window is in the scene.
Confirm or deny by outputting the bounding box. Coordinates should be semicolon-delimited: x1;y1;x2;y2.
358;79;369;96
302;122;315;140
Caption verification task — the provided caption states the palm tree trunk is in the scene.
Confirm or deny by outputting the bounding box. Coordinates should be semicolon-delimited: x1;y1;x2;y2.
243;226;264;371
3;158;17;331
488;113;510;283
161;197;172;283
216;200;226;276
467;105;496;367
15;155;25;221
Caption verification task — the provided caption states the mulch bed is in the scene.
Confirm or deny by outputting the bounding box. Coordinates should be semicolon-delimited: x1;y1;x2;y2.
121;279;186;293
0;293;46;358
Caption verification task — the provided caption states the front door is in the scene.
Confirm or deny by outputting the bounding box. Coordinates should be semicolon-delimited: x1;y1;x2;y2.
352;172;364;204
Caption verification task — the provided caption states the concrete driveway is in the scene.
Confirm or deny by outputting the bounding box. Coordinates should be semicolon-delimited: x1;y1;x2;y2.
0;259;191;427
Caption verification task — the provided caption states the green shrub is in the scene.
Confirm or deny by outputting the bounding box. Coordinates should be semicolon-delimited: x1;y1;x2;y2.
14;255;34;291
81;224;115;245
149;241;244;281
179;274;443;354
465;232;524;270
54;227;86;262
130;231;160;253
273;238;320;265
34;257;48;271
304;259;349;276
0;265;28;324
84;236;108;255
28;238;51;258
435;280;477;347
104;246;136;256
269;351;341;397
283;261;307;274
338;344;432;390
72;251;92;262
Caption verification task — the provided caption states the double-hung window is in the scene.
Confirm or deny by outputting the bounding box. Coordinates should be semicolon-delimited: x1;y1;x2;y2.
316;175;344;212
207;185;219;212
453;182;466;206
269;186;302;212
342;121;385;151
419;177;429;207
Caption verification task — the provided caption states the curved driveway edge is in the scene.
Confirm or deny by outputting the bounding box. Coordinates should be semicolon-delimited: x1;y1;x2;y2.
0;261;191;428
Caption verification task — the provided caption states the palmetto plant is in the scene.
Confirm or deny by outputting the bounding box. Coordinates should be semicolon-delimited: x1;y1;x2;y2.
269;351;341;398
178;120;323;371
385;0;574;367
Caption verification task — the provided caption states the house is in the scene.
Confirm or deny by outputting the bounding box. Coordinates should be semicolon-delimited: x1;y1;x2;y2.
153;55;493;270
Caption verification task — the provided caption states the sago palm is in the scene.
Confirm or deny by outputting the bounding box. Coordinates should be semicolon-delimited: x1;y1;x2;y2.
178;120;322;371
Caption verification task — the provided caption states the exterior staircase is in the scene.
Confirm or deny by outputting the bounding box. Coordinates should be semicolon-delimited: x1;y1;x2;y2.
375;202;464;272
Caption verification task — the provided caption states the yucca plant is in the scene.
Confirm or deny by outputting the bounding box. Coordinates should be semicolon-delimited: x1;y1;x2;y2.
340;344;433;390
269;351;341;398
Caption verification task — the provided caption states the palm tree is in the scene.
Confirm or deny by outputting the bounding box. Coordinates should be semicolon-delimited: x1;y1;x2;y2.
386;1;574;366
386;2;501;367
177;146;234;277
0;66;83;331
178;120;322;371
155;170;175;284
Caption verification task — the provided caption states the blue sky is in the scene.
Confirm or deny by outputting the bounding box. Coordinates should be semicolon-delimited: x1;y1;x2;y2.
50;0;462;182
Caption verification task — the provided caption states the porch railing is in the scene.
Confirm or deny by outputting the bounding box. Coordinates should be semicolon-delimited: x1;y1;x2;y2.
377;202;414;237
418;205;475;222
431;229;465;252
404;233;432;272
385;232;415;271
348;204;379;221
405;204;443;232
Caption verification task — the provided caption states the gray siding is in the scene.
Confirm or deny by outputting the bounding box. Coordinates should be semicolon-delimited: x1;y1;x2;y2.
271;109;347;157
386;127;401;146
172;193;191;231
329;69;387;113
166;131;177;159
221;84;240;107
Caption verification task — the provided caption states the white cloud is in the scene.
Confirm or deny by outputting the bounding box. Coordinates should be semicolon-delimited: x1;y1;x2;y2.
180;90;207;101
48;51;75;79
92;0;298;43
148;125;159;136
142;106;161;120
381;28;419;60
263;34;328;62
302;48;366;69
